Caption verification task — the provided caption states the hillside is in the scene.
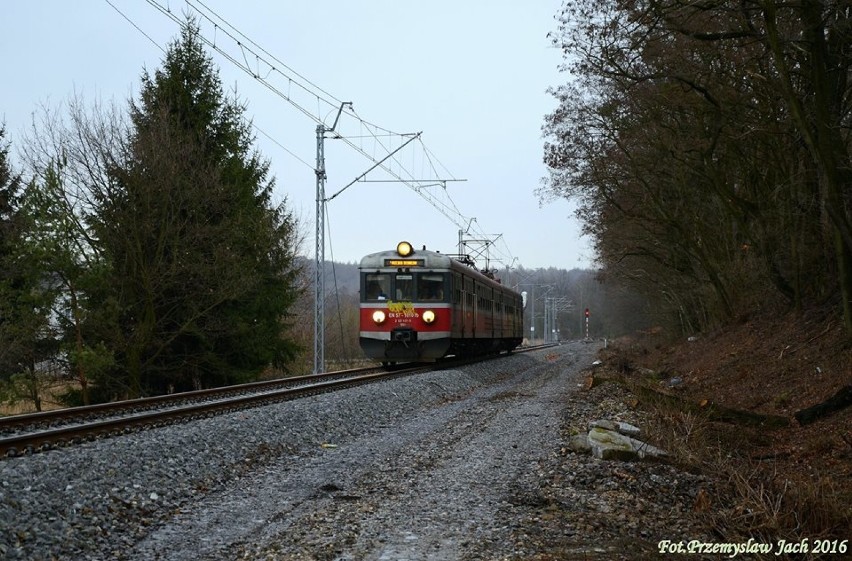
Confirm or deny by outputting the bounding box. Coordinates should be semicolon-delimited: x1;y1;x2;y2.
599;304;851;541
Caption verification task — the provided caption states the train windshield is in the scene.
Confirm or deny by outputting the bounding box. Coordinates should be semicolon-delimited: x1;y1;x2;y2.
418;273;446;301
364;273;390;301
363;271;448;302
394;274;414;300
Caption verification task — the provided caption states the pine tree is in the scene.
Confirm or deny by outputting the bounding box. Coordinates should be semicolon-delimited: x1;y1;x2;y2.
0;128;61;410
94;20;301;396
0;126;29;381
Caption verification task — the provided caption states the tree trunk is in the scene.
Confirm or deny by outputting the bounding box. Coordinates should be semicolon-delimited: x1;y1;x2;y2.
794;385;852;425
764;0;852;337
67;282;90;406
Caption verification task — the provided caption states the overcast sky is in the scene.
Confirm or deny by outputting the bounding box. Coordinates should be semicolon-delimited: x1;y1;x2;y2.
1;0;593;271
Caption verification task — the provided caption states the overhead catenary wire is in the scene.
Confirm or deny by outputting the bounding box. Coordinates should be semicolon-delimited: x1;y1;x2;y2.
253;123;314;171
155;0;400;137
143;0;329;126
105;0;316;174
114;0;516;269
188;0;346;112
104;0;166;54
140;0;516;267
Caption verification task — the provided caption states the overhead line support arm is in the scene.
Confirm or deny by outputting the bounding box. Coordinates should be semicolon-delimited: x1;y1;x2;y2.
325;132;422;203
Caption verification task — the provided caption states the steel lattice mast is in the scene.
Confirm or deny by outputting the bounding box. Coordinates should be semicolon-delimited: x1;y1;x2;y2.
314;123;326;374
314;104;350;374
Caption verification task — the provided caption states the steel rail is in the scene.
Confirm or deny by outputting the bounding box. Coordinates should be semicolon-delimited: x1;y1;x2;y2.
0;365;425;458
0;365;385;434
0;344;554;458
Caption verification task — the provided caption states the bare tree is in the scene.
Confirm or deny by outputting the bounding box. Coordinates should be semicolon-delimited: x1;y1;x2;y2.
543;0;852;335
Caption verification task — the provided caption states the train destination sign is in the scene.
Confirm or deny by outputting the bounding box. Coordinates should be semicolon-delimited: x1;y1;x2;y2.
385;259;424;267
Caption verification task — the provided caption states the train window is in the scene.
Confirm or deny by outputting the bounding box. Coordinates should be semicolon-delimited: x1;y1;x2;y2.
364;273;390;301
418;273;446;301
394;274;414;300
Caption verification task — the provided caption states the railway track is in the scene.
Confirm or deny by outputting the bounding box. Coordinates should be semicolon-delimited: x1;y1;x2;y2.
0;345;552;458
0;364;417;458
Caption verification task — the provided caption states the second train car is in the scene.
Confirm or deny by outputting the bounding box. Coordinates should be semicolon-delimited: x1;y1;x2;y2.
359;241;523;364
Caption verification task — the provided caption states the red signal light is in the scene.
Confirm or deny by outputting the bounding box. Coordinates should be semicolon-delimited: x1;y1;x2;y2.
584;308;590;318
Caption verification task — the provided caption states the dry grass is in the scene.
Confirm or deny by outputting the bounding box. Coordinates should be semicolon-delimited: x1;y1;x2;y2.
639;397;851;560
599;308;851;560
0;380;77;416
713;468;847;543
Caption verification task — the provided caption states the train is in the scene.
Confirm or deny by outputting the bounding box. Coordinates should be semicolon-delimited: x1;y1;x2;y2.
359;241;524;364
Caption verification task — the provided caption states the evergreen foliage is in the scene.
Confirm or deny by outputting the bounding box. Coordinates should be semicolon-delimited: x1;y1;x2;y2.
89;20;301;396
0;127;32;382
0;128;62;410
1;19;302;406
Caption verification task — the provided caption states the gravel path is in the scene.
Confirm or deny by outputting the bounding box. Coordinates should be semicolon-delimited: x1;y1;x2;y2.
226;347;585;561
1;342;715;560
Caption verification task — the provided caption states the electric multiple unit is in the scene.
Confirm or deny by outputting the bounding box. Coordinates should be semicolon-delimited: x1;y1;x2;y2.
359;241;523;364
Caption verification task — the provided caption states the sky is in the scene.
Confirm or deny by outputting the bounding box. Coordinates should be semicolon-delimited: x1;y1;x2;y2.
0;0;593;271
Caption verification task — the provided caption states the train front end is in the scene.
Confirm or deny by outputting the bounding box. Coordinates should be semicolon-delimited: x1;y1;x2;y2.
359;241;452;364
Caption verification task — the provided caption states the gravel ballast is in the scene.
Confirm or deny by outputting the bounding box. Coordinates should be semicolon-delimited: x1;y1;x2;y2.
1;342;714;560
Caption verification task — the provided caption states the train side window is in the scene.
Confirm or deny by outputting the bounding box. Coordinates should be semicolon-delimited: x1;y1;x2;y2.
417;273;446;301
364;273;390;301
395;274;414;300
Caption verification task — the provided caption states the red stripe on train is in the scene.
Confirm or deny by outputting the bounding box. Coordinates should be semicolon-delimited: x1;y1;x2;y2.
359;305;453;332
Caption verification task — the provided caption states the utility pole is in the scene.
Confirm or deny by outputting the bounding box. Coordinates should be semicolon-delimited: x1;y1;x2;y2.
528;285;554;344
546;296;572;342
544;297;549;343
315;102;351;374
529;285;535;342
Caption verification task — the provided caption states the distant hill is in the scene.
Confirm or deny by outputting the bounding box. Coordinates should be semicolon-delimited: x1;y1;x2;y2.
296;257;360;294
295;257;648;339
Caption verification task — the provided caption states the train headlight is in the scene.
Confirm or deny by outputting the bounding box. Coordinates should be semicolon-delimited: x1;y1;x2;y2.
422;310;436;324
372;310;386;324
396;241;413;257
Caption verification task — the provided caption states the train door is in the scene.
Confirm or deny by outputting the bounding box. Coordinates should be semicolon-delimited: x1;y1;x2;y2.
514;294;523;338
466;276;475;338
452;273;463;337
489;287;495;338
486;286;494;338
496;292;504;339
473;282;482;337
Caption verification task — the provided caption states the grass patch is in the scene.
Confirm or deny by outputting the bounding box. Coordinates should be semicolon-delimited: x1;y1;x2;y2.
636;389;850;558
